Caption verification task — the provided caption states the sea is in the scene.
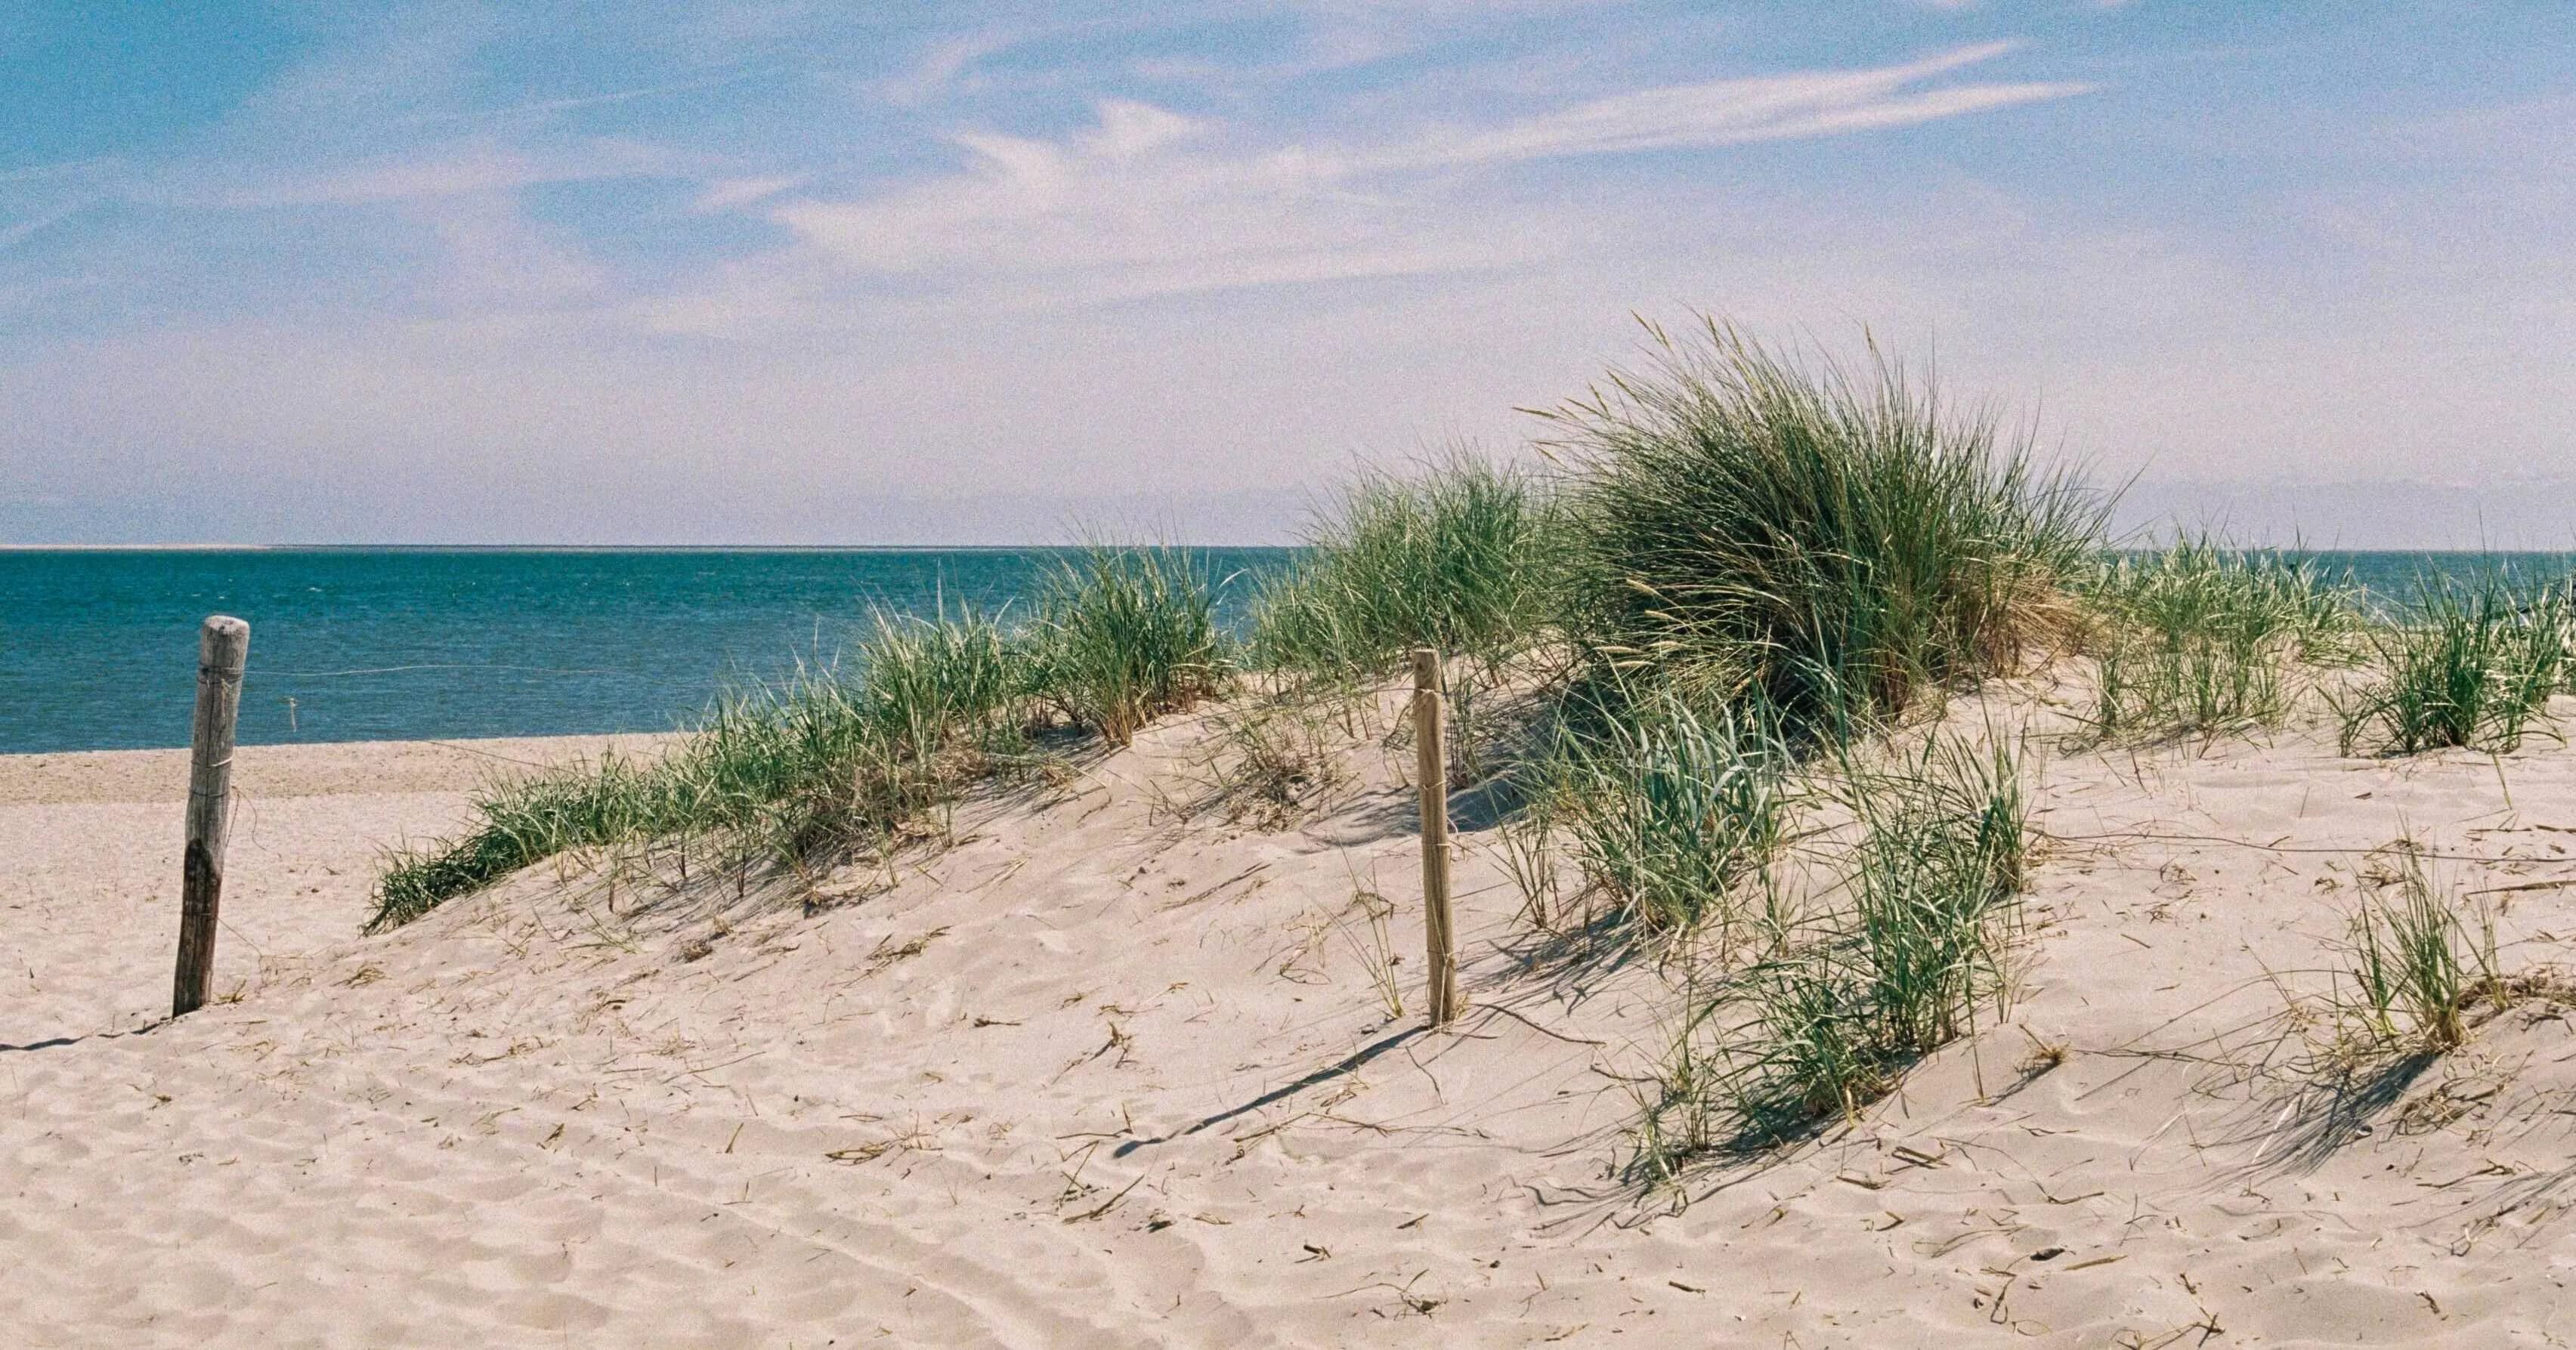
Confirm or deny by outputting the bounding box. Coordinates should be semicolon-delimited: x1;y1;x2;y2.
0;548;1294;755
2;548;2569;755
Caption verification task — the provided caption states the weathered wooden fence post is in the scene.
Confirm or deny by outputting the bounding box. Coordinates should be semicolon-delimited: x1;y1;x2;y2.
1412;647;1459;1027
173;615;249;1018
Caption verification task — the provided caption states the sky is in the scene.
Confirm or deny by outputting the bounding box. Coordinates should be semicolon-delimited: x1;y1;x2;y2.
1;2;2570;546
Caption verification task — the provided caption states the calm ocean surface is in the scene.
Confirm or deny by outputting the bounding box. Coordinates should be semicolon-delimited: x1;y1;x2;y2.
2;548;2569;755
0;549;1294;755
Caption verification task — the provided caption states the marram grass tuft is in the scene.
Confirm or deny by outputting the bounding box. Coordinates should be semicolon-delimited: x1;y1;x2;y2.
2081;538;2362;743
1031;546;1231;746
1540;318;2098;738
2337;565;2571;757
1252;456;1568;678
367;561;1195;928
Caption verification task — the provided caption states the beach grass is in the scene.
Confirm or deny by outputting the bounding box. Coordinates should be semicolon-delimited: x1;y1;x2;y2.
1251;459;1569;783
371;752;670;931
2081;539;2361;743
370;624;1038;932
1545;687;1789;941
2336;565;2571;756
1540;319;2098;739
369;553;1232;928
851;607;1041;758
1629;733;2031;1171
1032;546;1231;746
1251;456;1566;680
2339;851;2489;1052
1838;734;2027;1057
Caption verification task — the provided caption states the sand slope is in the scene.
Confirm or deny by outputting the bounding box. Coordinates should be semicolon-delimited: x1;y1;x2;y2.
8;697;2576;1346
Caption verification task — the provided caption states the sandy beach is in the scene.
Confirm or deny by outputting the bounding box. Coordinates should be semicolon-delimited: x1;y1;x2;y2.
14;5;2565;1343
9;693;2576;1346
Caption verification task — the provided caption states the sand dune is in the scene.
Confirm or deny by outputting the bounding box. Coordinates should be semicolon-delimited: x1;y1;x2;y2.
8;694;2576;1346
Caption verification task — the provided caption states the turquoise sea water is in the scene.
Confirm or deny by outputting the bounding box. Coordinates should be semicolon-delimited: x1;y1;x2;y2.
2308;552;2576;610
5;548;2571;755
0;549;1294;755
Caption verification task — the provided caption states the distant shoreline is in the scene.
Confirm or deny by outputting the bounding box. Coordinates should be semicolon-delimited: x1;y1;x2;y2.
0;731;682;759
0;731;686;760
0;542;280;551
0;731;680;807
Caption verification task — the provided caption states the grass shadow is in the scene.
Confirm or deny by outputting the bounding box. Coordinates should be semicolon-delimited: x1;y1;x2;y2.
2228;1047;2438;1179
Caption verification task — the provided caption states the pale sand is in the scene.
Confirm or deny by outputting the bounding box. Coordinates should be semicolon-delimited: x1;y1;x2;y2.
8;693;2576;1346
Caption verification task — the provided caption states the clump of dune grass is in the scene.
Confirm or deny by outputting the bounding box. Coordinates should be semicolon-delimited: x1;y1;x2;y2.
1629;734;2030;1169
671;608;1044;867
1334;884;1406;1022
2082;538;2362;742
1034;547;1231;746
1542;319;2098;739
2336;567;2571;756
2250;844;2544;1169
1545;689;1790;941
2336;849;2495;1053
376;546;1239;930
373;603;1054;930
1626;983;1731;1185
1253;456;1566;678
371;548;1229;931
1253;459;1569;785
1838;736;2027;1055
2089;538;2360;661
853;608;1041;758
373;620;1035;927
371;752;671;931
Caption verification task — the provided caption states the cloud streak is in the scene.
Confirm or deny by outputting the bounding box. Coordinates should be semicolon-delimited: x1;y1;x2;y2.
1370;42;2083;168
766;43;2083;307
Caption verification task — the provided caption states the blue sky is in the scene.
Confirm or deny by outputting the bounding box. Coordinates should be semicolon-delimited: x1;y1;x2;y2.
2;2;2570;544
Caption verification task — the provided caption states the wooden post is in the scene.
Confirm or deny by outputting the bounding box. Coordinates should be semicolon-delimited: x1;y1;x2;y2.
173;616;249;1018
1413;647;1458;1027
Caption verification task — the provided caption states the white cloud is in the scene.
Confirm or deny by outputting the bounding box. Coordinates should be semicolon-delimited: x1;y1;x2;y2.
768;97;1531;306
694;175;802;211
1371;44;2086;168
765;45;2083;307
877;29;1023;107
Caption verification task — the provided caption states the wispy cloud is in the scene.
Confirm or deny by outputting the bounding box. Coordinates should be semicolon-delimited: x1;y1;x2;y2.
1370;43;2085;168
0;204;99;255
694;175;803;212
769;96;1517;308
403;76;751;128
877;29;1025;107
766;44;2083;307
